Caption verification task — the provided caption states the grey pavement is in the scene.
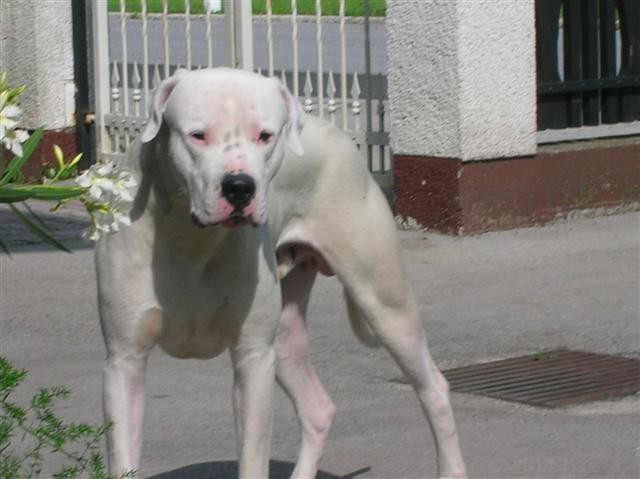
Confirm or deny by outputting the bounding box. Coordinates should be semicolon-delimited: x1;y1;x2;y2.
1;206;639;478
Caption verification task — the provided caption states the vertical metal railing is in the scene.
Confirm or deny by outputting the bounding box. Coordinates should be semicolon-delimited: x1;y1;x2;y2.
225;0;253;70
315;0;324;117
72;0;92;166
119;0;129;120
291;0;299;97
364;0;373;171
266;0;274;76
536;0;640;131
141;0;150;112
600;0;618;123
92;0;110;158
185;0;192;69
339;0;348;129
162;0;170;78
205;3;213;67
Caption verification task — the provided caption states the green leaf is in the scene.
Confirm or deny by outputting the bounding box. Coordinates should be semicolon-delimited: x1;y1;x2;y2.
0;184;86;203
0;129;44;186
8;203;71;253
0;187;31;202
27;185;86;201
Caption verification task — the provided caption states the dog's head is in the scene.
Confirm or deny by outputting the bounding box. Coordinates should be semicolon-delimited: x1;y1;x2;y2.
141;68;304;228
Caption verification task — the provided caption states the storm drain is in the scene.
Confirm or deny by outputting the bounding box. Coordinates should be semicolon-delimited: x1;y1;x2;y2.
442;349;640;408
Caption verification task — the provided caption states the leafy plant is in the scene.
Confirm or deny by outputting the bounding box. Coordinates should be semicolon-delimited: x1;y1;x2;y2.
0;357;134;479
0;75;137;254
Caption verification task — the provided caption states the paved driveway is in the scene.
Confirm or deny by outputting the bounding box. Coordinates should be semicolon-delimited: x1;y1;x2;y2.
1;210;638;478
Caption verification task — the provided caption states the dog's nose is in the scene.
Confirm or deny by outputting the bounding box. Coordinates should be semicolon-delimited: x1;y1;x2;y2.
221;173;256;210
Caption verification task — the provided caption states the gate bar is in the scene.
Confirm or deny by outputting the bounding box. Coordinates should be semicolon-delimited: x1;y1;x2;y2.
162;0;170;78
224;0;253;70
364;0;373;170
292;0;299;96
339;0;348;129
316;0;324;117
71;0;92;166
92;0;110;157
119;0;129;116
141;0;150;110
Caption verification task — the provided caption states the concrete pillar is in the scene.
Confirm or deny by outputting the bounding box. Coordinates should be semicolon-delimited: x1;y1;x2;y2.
387;0;539;233
0;0;76;174
387;0;536;161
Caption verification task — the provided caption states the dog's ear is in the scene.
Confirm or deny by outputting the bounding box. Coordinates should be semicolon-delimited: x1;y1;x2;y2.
273;78;304;156
140;69;187;143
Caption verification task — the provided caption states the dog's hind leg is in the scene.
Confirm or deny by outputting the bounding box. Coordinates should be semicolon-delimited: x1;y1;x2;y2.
310;184;467;479
344;285;467;479
275;264;336;479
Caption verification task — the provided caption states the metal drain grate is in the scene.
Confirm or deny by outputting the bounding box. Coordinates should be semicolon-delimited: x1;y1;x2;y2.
442;349;640;408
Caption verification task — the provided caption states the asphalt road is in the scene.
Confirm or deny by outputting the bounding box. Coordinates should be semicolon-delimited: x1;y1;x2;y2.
2;210;638;478
108;15;388;75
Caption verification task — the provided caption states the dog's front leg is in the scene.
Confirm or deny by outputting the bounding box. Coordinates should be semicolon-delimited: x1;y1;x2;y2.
230;343;276;479
103;353;148;476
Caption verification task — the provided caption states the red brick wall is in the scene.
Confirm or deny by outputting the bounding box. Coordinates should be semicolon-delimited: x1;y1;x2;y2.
394;139;640;234
22;128;77;180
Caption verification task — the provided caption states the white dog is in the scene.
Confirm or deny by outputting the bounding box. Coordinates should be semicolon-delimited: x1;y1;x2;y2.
96;68;466;478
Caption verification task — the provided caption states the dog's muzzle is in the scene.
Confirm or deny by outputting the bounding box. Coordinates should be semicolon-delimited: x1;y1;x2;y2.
191;173;259;229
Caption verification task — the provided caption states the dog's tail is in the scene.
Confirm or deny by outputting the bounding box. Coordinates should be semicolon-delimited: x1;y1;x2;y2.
343;289;381;348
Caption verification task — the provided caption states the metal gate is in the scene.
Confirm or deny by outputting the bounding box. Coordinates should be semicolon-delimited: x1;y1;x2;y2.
536;0;640;143
92;0;391;188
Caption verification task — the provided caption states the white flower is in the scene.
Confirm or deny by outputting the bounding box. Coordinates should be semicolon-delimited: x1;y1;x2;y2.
82;221;109;242
0;91;23;141
95;163;113;176
74;170;91;187
0;92;29;157
1;127;29;157
75;161;138;241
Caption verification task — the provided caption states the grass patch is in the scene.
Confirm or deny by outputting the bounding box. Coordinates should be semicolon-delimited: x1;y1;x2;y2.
107;0;386;17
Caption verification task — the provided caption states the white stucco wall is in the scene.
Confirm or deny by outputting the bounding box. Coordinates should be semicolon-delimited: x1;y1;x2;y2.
387;0;537;161
0;0;74;130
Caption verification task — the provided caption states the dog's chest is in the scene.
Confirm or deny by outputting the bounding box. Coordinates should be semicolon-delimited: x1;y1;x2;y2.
157;298;233;359
153;257;251;359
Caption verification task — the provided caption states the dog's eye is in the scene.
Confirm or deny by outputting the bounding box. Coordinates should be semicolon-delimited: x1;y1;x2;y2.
258;131;273;144
189;131;206;142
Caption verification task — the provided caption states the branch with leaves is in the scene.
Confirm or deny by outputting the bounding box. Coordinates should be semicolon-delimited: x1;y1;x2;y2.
0;357;134;479
0;73;136;254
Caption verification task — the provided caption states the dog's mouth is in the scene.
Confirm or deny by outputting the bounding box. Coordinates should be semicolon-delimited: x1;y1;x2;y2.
220;212;256;228
191;212;208;229
190;212;258;229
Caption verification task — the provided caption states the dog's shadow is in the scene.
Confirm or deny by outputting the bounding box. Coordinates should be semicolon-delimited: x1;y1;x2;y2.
147;460;370;479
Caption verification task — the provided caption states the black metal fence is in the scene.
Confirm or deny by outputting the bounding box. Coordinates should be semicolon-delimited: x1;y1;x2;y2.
536;0;640;130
